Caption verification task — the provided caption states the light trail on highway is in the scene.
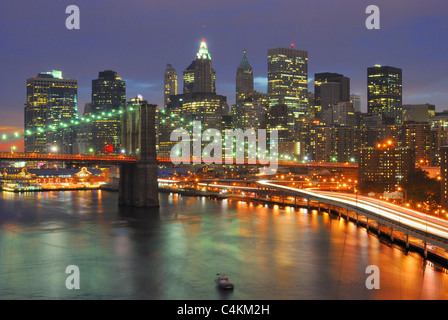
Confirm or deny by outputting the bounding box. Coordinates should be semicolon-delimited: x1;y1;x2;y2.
258;180;448;241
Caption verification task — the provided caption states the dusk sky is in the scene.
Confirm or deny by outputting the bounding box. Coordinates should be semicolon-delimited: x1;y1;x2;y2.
1;0;448;148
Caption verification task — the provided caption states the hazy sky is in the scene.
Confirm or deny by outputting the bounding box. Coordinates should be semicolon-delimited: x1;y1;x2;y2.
1;0;447;140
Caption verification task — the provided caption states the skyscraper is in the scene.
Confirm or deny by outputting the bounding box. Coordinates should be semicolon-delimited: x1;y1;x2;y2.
183;38;216;94
441;146;448;210
90;70;126;154
314;72;350;119
160;37;227;157
267;46;308;133
367;65;403;125
164;64;178;108
25;70;78;153
236;50;254;105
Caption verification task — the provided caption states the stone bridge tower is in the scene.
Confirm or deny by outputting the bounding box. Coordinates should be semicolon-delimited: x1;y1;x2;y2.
119;96;159;207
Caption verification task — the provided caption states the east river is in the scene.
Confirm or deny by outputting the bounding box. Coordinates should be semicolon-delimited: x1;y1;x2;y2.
0;190;447;300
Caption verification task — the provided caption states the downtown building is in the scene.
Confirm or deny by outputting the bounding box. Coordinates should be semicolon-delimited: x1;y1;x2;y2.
441;146;448;210
75;70;126;155
232;50;269;131
359;141;414;193
367;65;403;125
164;64;178;108
25;70;78;154
267;46;308;136
159;38;227;159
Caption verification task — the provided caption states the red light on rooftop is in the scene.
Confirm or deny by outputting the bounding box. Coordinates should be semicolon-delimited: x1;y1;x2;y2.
291;43;294;48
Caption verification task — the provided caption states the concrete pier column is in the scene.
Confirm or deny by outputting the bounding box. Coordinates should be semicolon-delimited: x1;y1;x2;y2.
390;227;394;242
406;234;409;250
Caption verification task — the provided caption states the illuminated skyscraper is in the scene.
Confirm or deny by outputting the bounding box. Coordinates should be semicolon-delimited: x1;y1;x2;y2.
164;64;178;108
183;38;216;94
161;38;226;157
236;50;254;105
367;65;402;125
25;70;78;153
267;46;308;134
90;70;126;154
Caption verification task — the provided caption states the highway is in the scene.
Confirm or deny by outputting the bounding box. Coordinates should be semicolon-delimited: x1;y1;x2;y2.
258;180;448;241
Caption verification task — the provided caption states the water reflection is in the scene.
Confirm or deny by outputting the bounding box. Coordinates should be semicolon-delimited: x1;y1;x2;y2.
1;191;448;299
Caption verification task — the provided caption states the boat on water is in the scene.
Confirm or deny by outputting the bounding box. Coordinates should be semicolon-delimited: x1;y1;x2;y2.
215;273;234;289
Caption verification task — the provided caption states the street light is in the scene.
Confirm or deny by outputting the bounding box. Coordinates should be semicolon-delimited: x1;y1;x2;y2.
11;146;16;153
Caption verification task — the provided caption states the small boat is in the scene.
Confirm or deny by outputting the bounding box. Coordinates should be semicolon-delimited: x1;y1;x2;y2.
215;273;234;289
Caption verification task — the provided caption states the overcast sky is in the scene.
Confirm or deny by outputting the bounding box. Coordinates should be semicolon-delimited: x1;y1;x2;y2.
1;0;447;144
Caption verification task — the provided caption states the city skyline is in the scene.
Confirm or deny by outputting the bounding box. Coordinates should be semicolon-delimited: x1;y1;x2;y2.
2;1;448;302
1;0;448;135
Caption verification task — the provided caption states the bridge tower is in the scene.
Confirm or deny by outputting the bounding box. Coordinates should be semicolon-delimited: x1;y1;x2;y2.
119;96;159;207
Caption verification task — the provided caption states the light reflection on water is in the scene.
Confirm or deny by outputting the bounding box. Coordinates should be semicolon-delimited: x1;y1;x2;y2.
0;190;448;300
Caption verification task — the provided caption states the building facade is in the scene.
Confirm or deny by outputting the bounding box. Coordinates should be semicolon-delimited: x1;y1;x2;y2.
25;70;78;154
359;141;414;192
89;70;126;154
367;65;402;125
314;72;350;119
236;50;254;106
183;38;216;94
164;64;178;108
267;46;308;134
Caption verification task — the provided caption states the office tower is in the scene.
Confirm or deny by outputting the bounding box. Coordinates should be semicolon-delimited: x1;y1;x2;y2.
90;70;126;154
170;38;226;131
402;104;435;123
236;50;254;105
367;65;402;125
164;64;178;108
267;46;308;134
183;38;216;94
266;104;289;145
441;146;448;210
350;94;362;113
25;70;78;153
314;72;350;119
359;141;414;192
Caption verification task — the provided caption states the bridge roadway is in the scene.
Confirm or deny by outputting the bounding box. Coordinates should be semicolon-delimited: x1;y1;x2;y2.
0;152;138;163
257;180;448;252
1;152;359;169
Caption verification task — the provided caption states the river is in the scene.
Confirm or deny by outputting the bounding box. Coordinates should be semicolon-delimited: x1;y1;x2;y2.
0;190;447;299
